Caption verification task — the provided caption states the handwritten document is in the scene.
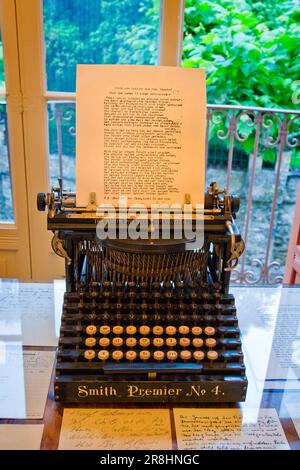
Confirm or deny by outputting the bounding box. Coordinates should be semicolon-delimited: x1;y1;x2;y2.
0;345;55;419
0;280;61;346
59;408;172;450
234;286;300;389
76;65;206;207
173;408;289;450
0;424;43;450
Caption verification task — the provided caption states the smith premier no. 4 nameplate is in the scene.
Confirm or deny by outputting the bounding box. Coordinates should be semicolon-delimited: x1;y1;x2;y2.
38;181;248;403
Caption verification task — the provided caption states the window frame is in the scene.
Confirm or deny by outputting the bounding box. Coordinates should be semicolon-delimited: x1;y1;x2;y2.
0;0;185;280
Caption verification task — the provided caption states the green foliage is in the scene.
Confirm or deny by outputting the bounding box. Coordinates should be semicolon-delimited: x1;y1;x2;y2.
44;0;159;91
182;0;300;110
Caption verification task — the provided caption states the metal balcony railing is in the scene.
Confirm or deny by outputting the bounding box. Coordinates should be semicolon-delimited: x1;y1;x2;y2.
0;98;297;282
46;102;299;284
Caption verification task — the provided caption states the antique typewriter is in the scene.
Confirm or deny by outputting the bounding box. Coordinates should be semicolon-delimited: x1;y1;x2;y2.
37;180;247;403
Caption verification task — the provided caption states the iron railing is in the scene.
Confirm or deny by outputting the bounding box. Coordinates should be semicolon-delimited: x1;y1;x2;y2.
47;101;300;285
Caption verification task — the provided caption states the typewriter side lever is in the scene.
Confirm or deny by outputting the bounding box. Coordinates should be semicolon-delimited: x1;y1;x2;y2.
225;220;245;270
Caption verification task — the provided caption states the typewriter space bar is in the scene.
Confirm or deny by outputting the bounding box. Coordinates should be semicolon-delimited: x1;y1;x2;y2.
103;363;203;375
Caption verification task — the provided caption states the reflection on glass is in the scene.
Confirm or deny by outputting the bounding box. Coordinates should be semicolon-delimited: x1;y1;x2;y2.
43;0;160;92
47;101;76;191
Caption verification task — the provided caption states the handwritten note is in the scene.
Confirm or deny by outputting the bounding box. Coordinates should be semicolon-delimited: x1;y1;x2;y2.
0;280;62;346
0;345;55;419
0;424;44;450
234;286;300;389
59;408;172;450
173;408;289;450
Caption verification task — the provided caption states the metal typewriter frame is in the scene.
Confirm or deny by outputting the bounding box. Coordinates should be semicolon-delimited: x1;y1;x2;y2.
38;181;248;403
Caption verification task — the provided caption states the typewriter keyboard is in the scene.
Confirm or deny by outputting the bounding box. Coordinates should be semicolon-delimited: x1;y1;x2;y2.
57;281;245;378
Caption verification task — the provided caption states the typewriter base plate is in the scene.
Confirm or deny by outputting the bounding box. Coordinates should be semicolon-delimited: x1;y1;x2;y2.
55;377;247;403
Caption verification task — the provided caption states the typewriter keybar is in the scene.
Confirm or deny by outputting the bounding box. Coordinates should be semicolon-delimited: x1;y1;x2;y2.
84;349;95;360
179;337;191;347
86;325;97;335
98;350;109;361
153;337;164;347
140;350;151;361
166;350;178;361
178;325;189;335
126;325;137;335
165;326;176;335
112;350;123;361
111;337;122;347
153;326;163;335
207;350;218;361
206;337;217;348
153;351;164;361
85;337;96;348
204;326;215;336
126;350;137;361
139;325;150;335
191;326;202;335
192;337;204;348
99;337;110;347
193;350;205;361
126;337;137;347
139;337;150;347
99;325;110;335
180;350;192;361
166;337;177;347
112;325;123;335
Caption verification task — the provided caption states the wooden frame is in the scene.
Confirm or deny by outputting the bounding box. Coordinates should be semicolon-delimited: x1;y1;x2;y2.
0;0;186;280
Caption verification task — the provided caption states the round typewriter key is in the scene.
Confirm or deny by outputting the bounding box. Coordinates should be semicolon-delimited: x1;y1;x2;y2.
179;325;189;335
166;337;177;347
140;350;151;361
139;337;150;348
98;350;109;361
86;325;97;336
204;326;215;336
193;350;205;361
99;325;110;335
139;325;150;335
192;337;204;348
126;325;137;335
99;337;110;347
191;326;202;336
112;337;123;347
207;350;218;361
153;350;164;361
84;349;95;360
179;337;191;347
166;326;176;335
206;338;217;348
153;326;163;335
85;337;96;348
126;350;137;361
167;350;178;361
126;337;137;347
113;325;123;335
180;350;192;360
112;350;123;361
153;337;164;347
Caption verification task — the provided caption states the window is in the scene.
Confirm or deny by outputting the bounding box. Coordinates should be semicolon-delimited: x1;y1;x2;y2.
44;0;161;191
0;30;14;223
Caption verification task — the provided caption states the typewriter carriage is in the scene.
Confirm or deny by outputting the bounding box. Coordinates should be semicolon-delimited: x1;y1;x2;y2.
38;180;244;293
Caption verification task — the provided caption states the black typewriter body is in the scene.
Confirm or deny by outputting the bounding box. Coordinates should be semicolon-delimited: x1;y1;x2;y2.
38;181;248;403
